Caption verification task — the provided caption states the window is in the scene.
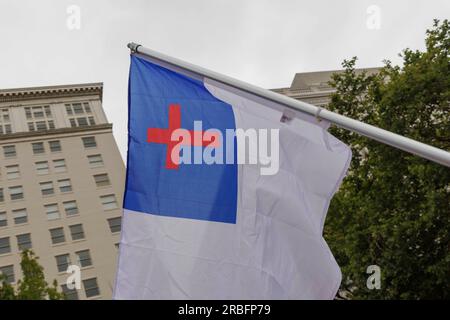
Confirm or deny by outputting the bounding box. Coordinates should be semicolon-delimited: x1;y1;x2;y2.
0;109;13;135
0;212;7;227
94;173;110;187
17;233;32;250
36;121;47;131
58;179;72;193
69;115;96;127
9;186;24;200
87;154;103;167
53;159;66;173
28;120;54;131
84;103;91;113
32;142;45;154
0;237;11;254
61;284;79;300
108;217;122;233
115;243;120;250
100;194;118;210
2;108;9;120
33;106;44;118
82;136;97;148
3;145;16;158
45;204;60;220
65;105;73;115
63;201;78;216
55;254;71;272
76;250;92;267
69;224;85;241
73;103;83;114
77;117;88;126
40;181;54;196
88;116;95;125
83;278;100;298
13;208;27;224
36;161;49;175
25;106;52;120
1;124;12;134
0;189;3;202
44;106;51;117
49;140;61;152
25;107;32;119
66;102;91;117
49;227;65;244
6;165;20;179
0;265;14;283
1;109;10;118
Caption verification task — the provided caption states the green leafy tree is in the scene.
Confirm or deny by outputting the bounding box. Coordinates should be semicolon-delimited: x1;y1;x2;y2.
325;19;450;299
0;275;16;300
0;250;65;300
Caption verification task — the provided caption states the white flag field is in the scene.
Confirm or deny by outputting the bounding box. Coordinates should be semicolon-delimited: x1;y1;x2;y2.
113;53;352;299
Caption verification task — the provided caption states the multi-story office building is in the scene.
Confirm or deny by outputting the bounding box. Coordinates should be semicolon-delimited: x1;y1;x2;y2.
272;68;379;106
0;83;125;300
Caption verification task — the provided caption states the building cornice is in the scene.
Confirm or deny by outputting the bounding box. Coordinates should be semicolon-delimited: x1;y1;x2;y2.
271;88;336;98
0;123;112;141
0;83;103;103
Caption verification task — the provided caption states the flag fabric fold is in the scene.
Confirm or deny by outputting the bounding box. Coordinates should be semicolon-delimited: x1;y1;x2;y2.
114;54;352;299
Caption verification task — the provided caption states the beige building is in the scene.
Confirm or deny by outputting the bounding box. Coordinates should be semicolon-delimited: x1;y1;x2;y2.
272;68;379;106
0;83;125;300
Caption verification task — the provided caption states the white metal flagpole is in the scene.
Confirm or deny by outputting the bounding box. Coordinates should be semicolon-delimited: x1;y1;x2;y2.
127;42;450;168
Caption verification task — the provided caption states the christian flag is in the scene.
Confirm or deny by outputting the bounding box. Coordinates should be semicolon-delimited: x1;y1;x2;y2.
113;54;352;299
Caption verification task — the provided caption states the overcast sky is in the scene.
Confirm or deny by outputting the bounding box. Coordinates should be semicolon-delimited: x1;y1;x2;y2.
0;0;449;159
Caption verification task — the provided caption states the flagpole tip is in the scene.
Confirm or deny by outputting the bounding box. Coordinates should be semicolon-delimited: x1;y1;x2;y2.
127;42;141;53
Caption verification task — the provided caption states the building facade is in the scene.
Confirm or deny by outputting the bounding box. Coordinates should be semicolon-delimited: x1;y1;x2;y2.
272;68;379;106
0;83;125;299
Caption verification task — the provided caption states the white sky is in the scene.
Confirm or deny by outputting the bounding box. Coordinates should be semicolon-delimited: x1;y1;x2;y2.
0;0;449;160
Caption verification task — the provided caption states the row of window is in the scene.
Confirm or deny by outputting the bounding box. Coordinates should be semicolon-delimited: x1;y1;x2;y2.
0;159;67;180
63;277;100;299
0;154;104;180
25;106;54;132
0;252;95;284
50;224;86;244
2;136;97;159
28;120;55;132
2;140;61;158
0;208;28;225
0;102;97;136
25;106;52;120
0;172;111;203
69;116;96;128
0;186;24;201
0;194;118;226
40;179;73;195
6;103;90;123
0;262;100;299
55;250;92;272
0;217;121;256
0;202;77;226
36;159;67;175
65;102;91;115
28;103;97;130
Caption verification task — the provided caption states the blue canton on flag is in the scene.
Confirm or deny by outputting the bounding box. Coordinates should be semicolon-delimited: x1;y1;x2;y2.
124;55;238;224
